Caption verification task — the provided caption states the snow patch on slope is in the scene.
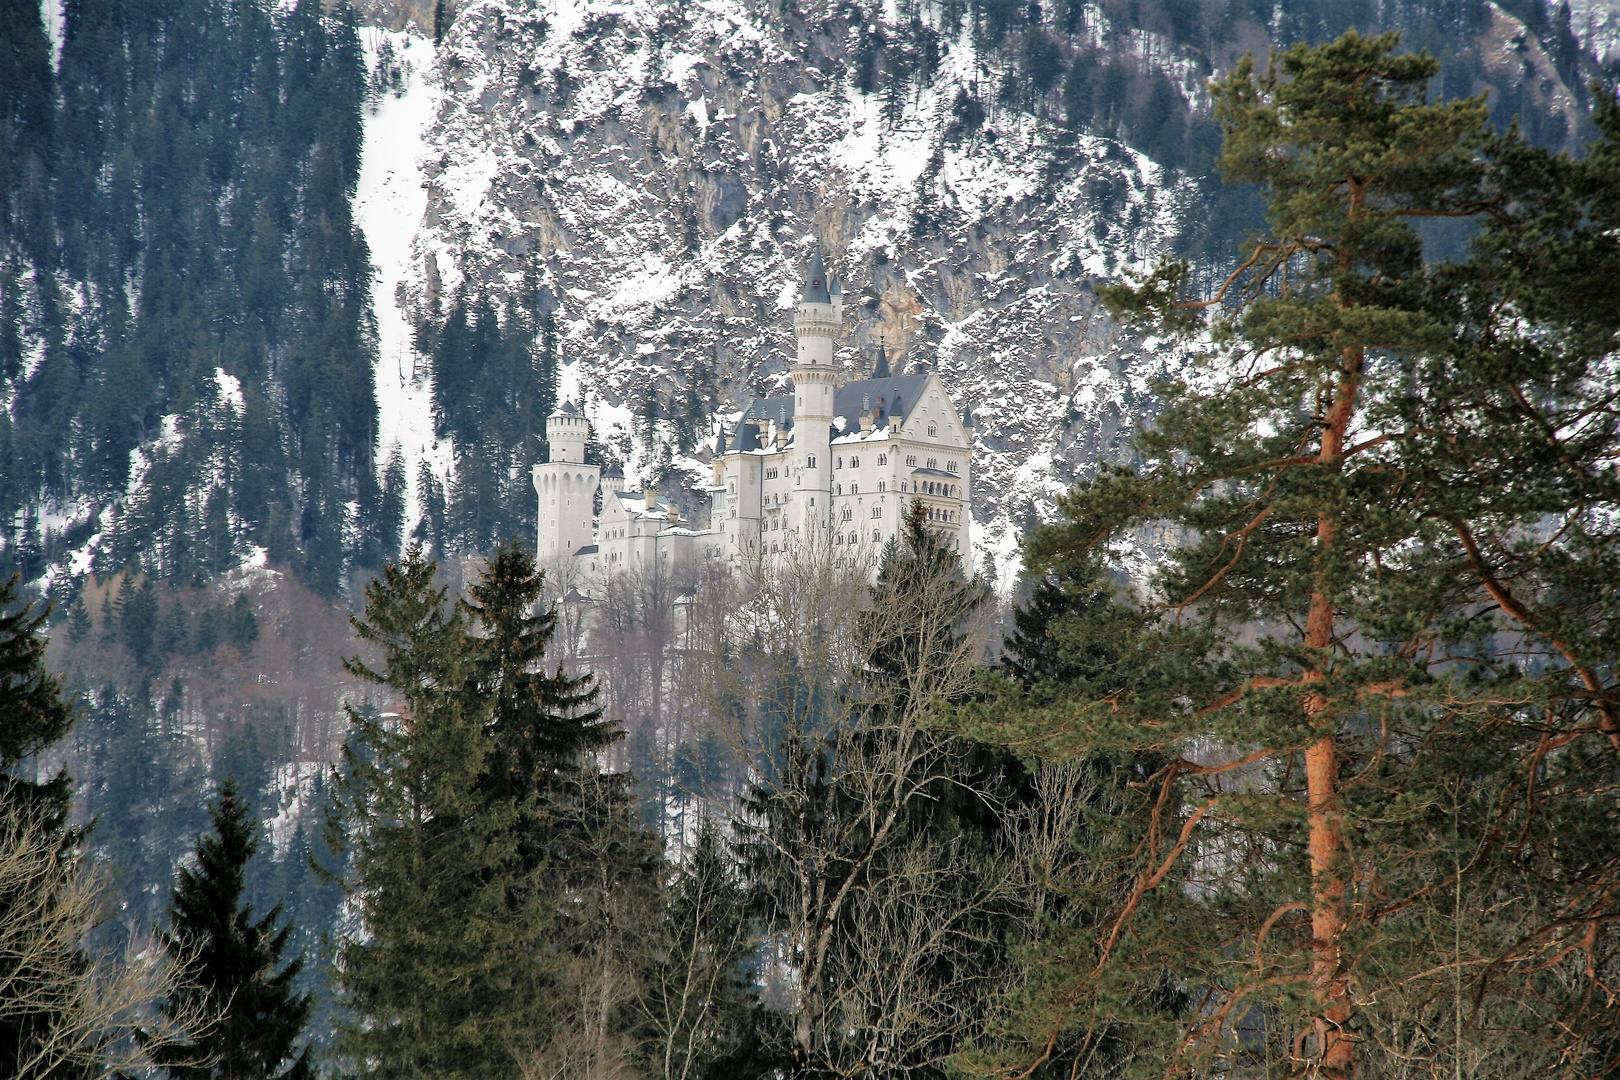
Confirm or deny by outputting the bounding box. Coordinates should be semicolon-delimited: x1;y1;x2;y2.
357;28;454;530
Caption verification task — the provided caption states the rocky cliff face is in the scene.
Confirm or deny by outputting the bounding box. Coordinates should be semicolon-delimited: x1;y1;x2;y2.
363;0;1605;580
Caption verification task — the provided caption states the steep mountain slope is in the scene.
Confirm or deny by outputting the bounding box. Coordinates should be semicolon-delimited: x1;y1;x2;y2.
372;0;1608;580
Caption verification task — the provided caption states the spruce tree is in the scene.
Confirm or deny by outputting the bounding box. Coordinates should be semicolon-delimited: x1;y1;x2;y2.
742;504;1022;1078
149;778;312;1080
964;31;1620;1079
460;537;612;803
328;546;561;1080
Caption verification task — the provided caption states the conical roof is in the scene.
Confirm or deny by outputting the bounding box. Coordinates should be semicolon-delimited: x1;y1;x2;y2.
801;248;831;304
550;399;580;417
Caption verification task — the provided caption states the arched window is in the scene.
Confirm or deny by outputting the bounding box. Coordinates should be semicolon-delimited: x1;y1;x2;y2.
871;506;881;518
877;454;887;465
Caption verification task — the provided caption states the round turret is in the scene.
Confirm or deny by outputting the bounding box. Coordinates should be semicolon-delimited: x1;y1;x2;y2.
793;248;839;373
547;400;588;463
602;462;625;497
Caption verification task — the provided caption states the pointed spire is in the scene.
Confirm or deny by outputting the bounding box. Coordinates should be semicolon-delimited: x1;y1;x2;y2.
801;247;831;304
872;345;891;380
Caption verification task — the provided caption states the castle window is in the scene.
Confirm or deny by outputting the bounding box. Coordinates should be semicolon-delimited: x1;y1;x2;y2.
928;424;937;436
906;455;917;467
834;533;842;545
871;506;881;518
926;458;938;470
850;483;858;494
765;468;779;480
850;456;859;467
836;458;842;469
877;481;885;492
842;507;853;521
872;529;881;541
947;461;958;473
877;454;887;465
807;456;816;468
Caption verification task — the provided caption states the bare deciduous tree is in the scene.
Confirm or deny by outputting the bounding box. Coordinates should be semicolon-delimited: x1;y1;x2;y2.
0;810;209;1079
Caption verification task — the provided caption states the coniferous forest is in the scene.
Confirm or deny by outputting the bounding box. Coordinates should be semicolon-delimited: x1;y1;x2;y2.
2;1;1619;1079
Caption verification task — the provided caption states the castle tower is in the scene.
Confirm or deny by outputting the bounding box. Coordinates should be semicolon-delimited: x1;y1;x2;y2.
533;400;599;560
789;248;838;539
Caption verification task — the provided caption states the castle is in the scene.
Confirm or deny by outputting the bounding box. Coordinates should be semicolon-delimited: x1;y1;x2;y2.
534;252;973;578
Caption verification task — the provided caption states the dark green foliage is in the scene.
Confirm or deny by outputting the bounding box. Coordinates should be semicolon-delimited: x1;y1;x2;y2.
739;504;1023;1079
970;32;1620;1079
148;778;312;1080
327;544;656;1080
75;682;209;934
0;576;75;828
418;285;557;554
461;539;613;801
0;0;378;595
0;576;91;1079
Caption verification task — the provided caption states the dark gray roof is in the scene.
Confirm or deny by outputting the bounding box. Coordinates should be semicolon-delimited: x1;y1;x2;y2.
871;349;891;379
604;463;624;478
829;274;842;297
802;249;830;304
552;399;580;416
729;374;935;444
573;544;599;555
961;404;974;427
835;374;929;433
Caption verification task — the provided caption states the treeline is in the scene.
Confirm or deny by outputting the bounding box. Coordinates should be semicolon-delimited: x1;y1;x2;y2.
0;0;391;597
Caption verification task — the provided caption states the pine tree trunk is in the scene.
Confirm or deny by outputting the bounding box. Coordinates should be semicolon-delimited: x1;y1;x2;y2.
1303;337;1363;1078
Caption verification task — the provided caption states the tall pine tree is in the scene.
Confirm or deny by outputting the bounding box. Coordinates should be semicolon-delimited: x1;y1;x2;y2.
328;544;646;1080
149;778;312;1080
966;31;1620;1079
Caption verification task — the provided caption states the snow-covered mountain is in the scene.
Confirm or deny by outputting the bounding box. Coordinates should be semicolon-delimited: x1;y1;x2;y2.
360;1;1210;582
357;0;1608;583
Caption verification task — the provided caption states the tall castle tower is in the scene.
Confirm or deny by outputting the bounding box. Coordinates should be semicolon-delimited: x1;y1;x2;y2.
532;400;599;559
788;249;840;539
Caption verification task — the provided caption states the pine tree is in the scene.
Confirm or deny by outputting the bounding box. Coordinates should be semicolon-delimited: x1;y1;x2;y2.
148;778;312;1080
327;546;557;1080
0;574;75;827
968;31;1620;1078
460;537;612;802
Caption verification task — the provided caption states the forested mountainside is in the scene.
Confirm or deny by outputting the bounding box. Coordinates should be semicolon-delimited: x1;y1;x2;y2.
0;0;386;598
1;0;1617;1051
